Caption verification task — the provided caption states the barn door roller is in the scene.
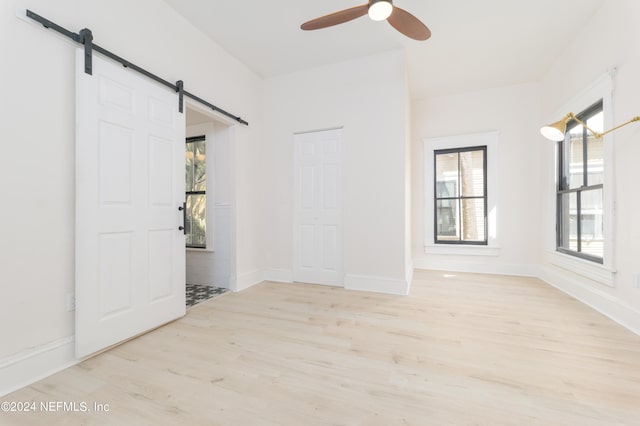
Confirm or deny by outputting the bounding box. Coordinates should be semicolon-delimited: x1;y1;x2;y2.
78;28;93;75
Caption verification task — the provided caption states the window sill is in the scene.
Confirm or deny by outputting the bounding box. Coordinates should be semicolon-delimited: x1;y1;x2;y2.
186;247;214;253
549;251;615;287
424;244;501;257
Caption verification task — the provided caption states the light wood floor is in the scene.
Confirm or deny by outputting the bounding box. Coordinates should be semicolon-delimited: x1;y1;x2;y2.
4;270;640;425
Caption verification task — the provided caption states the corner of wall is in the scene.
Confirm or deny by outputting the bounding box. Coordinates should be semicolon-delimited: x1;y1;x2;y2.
233;269;265;292
264;269;293;283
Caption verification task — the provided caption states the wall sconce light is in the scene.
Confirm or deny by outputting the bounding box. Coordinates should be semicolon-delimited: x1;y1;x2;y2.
541;113;640;141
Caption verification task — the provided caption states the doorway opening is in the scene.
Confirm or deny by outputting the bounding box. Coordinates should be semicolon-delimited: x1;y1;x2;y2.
184;104;235;307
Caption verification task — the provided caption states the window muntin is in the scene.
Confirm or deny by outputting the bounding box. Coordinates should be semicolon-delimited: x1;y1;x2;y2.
185;135;206;249
557;101;604;263
434;146;487;244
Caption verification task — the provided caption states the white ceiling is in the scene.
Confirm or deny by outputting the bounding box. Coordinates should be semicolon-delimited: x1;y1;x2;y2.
163;0;604;99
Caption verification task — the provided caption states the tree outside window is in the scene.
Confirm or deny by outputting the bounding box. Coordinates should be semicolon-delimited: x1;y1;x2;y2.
185;136;206;248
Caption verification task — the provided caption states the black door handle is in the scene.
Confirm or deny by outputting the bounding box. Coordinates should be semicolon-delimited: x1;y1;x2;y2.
178;203;186;234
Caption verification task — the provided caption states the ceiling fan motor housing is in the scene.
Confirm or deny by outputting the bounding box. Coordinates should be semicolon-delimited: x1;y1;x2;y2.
369;0;393;6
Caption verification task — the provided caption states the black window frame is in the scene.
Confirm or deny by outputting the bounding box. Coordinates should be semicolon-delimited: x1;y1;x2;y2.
556;100;604;264
185;135;206;249
434;145;488;245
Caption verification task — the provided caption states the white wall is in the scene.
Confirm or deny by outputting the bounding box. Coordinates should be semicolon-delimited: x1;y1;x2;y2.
4;0;638;400
411;82;543;275
0;0;263;395
263;50;412;294
538;0;640;334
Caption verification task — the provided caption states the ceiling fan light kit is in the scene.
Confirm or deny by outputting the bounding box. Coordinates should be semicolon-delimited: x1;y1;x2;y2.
301;0;431;41
368;0;393;21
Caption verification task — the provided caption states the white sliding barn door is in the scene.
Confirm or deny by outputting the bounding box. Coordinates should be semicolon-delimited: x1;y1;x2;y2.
293;128;344;286
75;49;186;358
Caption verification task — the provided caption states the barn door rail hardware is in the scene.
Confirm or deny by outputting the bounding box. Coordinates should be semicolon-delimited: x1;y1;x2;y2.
25;9;249;126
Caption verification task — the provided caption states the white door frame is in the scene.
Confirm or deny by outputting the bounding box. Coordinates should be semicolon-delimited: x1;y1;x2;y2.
184;99;238;290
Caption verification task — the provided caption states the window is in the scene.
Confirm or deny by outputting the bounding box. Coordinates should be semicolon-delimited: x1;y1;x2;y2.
546;71;614;286
424;132;499;256
185;135;206;248
434;146;487;244
556;100;604;263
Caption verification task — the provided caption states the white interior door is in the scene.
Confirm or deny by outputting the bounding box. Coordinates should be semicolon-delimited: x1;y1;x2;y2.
293;128;343;286
76;49;186;358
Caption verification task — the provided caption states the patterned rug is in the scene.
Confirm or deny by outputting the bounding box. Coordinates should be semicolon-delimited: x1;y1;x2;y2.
186;283;229;307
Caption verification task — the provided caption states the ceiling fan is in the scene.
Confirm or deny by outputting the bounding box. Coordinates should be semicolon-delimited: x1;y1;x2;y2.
301;0;431;41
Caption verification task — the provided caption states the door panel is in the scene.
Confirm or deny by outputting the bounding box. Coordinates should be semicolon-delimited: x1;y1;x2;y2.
293;129;343;286
149;137;174;206
99;122;134;205
76;49;185;358
98;233;133;318
322;164;338;209
321;225;338;271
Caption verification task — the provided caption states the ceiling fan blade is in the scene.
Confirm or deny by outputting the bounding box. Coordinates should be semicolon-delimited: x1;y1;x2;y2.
301;4;369;31
387;6;431;40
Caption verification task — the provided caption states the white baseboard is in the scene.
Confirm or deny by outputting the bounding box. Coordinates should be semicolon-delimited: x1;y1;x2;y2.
264;268;293;283
265;268;414;296
413;258;640;337
233;269;264;292
538;265;640;336
0;336;77;397
345;273;410;296
413;257;538;277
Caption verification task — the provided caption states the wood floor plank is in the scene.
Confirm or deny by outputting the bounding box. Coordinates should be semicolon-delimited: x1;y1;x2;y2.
3;270;640;425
